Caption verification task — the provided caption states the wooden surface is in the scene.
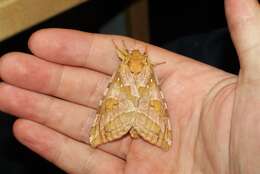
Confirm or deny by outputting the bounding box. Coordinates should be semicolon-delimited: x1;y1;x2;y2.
127;0;150;42
0;0;87;41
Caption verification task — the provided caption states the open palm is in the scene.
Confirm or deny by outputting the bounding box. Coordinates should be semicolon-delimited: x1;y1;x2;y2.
1;0;260;173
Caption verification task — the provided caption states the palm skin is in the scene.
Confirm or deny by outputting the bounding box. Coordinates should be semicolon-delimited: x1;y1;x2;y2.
0;0;260;173
0;30;236;174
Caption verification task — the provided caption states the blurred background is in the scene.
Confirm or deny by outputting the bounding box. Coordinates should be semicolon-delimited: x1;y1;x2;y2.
0;0;238;173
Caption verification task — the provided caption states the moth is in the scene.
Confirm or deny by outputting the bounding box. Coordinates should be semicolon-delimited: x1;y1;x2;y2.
89;41;172;150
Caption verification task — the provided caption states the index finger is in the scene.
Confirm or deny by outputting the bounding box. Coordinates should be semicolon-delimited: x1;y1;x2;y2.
28;28;179;79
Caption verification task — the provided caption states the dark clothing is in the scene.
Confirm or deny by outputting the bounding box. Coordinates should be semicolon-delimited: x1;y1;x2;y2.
164;28;239;74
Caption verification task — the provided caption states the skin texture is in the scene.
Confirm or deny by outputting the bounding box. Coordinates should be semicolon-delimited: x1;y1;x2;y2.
0;0;260;173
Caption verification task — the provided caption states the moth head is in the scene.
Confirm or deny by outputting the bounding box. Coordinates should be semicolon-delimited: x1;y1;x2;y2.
112;40;149;74
127;50;147;74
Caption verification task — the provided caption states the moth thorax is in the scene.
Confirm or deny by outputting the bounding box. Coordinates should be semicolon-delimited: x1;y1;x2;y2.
128;50;146;74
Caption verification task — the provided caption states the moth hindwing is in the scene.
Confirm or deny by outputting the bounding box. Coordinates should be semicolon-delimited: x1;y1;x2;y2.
89;42;172;151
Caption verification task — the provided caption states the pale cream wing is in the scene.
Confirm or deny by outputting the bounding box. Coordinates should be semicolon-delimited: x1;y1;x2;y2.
89;68;136;147
134;67;172;150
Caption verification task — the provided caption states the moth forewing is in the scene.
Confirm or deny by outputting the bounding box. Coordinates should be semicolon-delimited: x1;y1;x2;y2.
134;67;172;151
89;70;134;147
89;42;172;151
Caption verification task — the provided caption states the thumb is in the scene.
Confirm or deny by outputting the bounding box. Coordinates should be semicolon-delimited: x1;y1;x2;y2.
225;0;260;76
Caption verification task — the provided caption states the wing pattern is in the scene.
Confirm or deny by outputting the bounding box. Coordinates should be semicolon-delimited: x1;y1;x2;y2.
89;47;172;150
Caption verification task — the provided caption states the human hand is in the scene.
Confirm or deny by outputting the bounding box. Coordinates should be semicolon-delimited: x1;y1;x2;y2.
0;0;260;173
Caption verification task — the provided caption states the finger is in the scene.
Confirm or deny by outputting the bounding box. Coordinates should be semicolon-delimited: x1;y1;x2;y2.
13;119;124;174
0;52;109;108
225;0;260;74
0;83;131;159
28;28;177;79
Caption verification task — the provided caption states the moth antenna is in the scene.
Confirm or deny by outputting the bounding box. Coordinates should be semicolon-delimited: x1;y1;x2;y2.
144;44;148;56
133;40;138;51
122;40;129;53
112;39;128;60
112;39;121;51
